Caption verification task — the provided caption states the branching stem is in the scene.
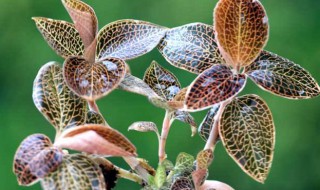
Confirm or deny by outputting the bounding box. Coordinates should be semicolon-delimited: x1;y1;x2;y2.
158;110;173;163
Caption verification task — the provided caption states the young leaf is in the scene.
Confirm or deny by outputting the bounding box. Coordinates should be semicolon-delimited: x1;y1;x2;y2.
96;19;167;60
55;124;137;157
33;62;87;132
170;177;194;190
185;65;246;111
154;165;166;188
192;169;208;187
63;56;126;101
245;51;320;99
62;0;98;48
167;87;187;110
214;0;269;68
32;17;84;58
128;121;159;135
118;74;159;98
13;134;63;186
174;153;195;175
172;111;197;136
41;154;105;190
200;180;234;190
196;149;213;170
219;94;275;183
158;23;224;74
144;61;181;101
198;104;220;141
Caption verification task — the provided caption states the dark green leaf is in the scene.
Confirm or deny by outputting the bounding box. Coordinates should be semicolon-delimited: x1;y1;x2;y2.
198;104;220;141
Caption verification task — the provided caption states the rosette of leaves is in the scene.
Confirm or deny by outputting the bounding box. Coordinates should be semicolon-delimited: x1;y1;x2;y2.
158;0;320;184
32;0;167;101
13;62;137;189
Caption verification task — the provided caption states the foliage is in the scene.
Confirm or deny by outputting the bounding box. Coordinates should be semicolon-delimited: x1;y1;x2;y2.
13;0;319;189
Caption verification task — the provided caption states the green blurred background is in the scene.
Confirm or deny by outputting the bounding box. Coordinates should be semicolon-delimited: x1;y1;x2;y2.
1;0;320;189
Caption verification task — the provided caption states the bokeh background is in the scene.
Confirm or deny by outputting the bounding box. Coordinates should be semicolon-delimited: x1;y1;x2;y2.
1;0;320;189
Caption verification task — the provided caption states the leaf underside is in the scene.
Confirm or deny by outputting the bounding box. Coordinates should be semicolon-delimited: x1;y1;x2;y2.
158;23;224;74
128;121;159;134
219;94;275;183
41;154;105;190
245;51;320;99
198;104;220;141
63;56;126;101
144;61;181;101
96;19;167;61
33;17;84;58
185;64;246;111
33;62;87;132
214;0;269;68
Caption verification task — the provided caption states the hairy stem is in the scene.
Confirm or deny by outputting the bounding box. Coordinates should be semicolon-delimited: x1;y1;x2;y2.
88;100;100;113
204;99;231;150
158;110;173;163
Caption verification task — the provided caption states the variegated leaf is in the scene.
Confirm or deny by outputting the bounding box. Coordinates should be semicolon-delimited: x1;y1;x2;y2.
173;111;197;136
55;124;137;157
144;61;181;101
62;0;98;48
85;110;106;125
128;121;159;135
245;51;320;99
118;74;159;98
170;177;194;190
219;94;275;183
200;180;234;190
214;0;269;68
63;56;126;101
196;149;213;170
158;23;224;74
41;154;105;190
174;153;194;175
32;17;84;58
198;104;220;141
96;19;167;60
13;134;63;186
192;169;208;187
185;65;246;111
91;157;119;190
33;62;87;132
154;165;166;188
167;87;187;110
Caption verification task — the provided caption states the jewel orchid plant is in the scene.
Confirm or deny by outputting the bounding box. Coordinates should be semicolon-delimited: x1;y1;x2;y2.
13;0;319;190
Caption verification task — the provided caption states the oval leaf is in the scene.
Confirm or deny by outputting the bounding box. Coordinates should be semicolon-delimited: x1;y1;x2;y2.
174;153;195;175
214;0;269;68
96;19;167;60
185;65;246;111
118;74;159;98
158;23;224;74
41;154;105;190
144;61;181;101
128;121;159;135
32;17;84;58
171;177;194;190
33;62;87;132
13;134;63;186
196;149;213;170
198;104;220;141
63;57;126;101
62;0;98;48
219;94;275;183
55;124;137;157
200;180;234;190
245;51;320;99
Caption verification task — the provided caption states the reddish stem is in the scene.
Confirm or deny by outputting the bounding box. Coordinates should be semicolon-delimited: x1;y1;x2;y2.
158;110;172;163
88;100;100;113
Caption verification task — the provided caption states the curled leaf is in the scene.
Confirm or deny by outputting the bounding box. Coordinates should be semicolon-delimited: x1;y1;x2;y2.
173;111;197;136
13;134;63;186
245;51;320;99
158;23;224;74
185;64;246;111
62;0;98;48
128;121;159;135
63;56;126;101
214;0;269;68
144;61;181;101
33;62;87;132
32;17;84;58
219;94;275;183
96;19;167;60
55;124;137;157
41;154;105;190
198;104;220;141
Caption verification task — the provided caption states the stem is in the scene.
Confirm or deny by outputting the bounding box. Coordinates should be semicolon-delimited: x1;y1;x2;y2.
88;100;100;113
117;167;143;184
158;110;172;163
123;156;150;182
204;99;231;150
